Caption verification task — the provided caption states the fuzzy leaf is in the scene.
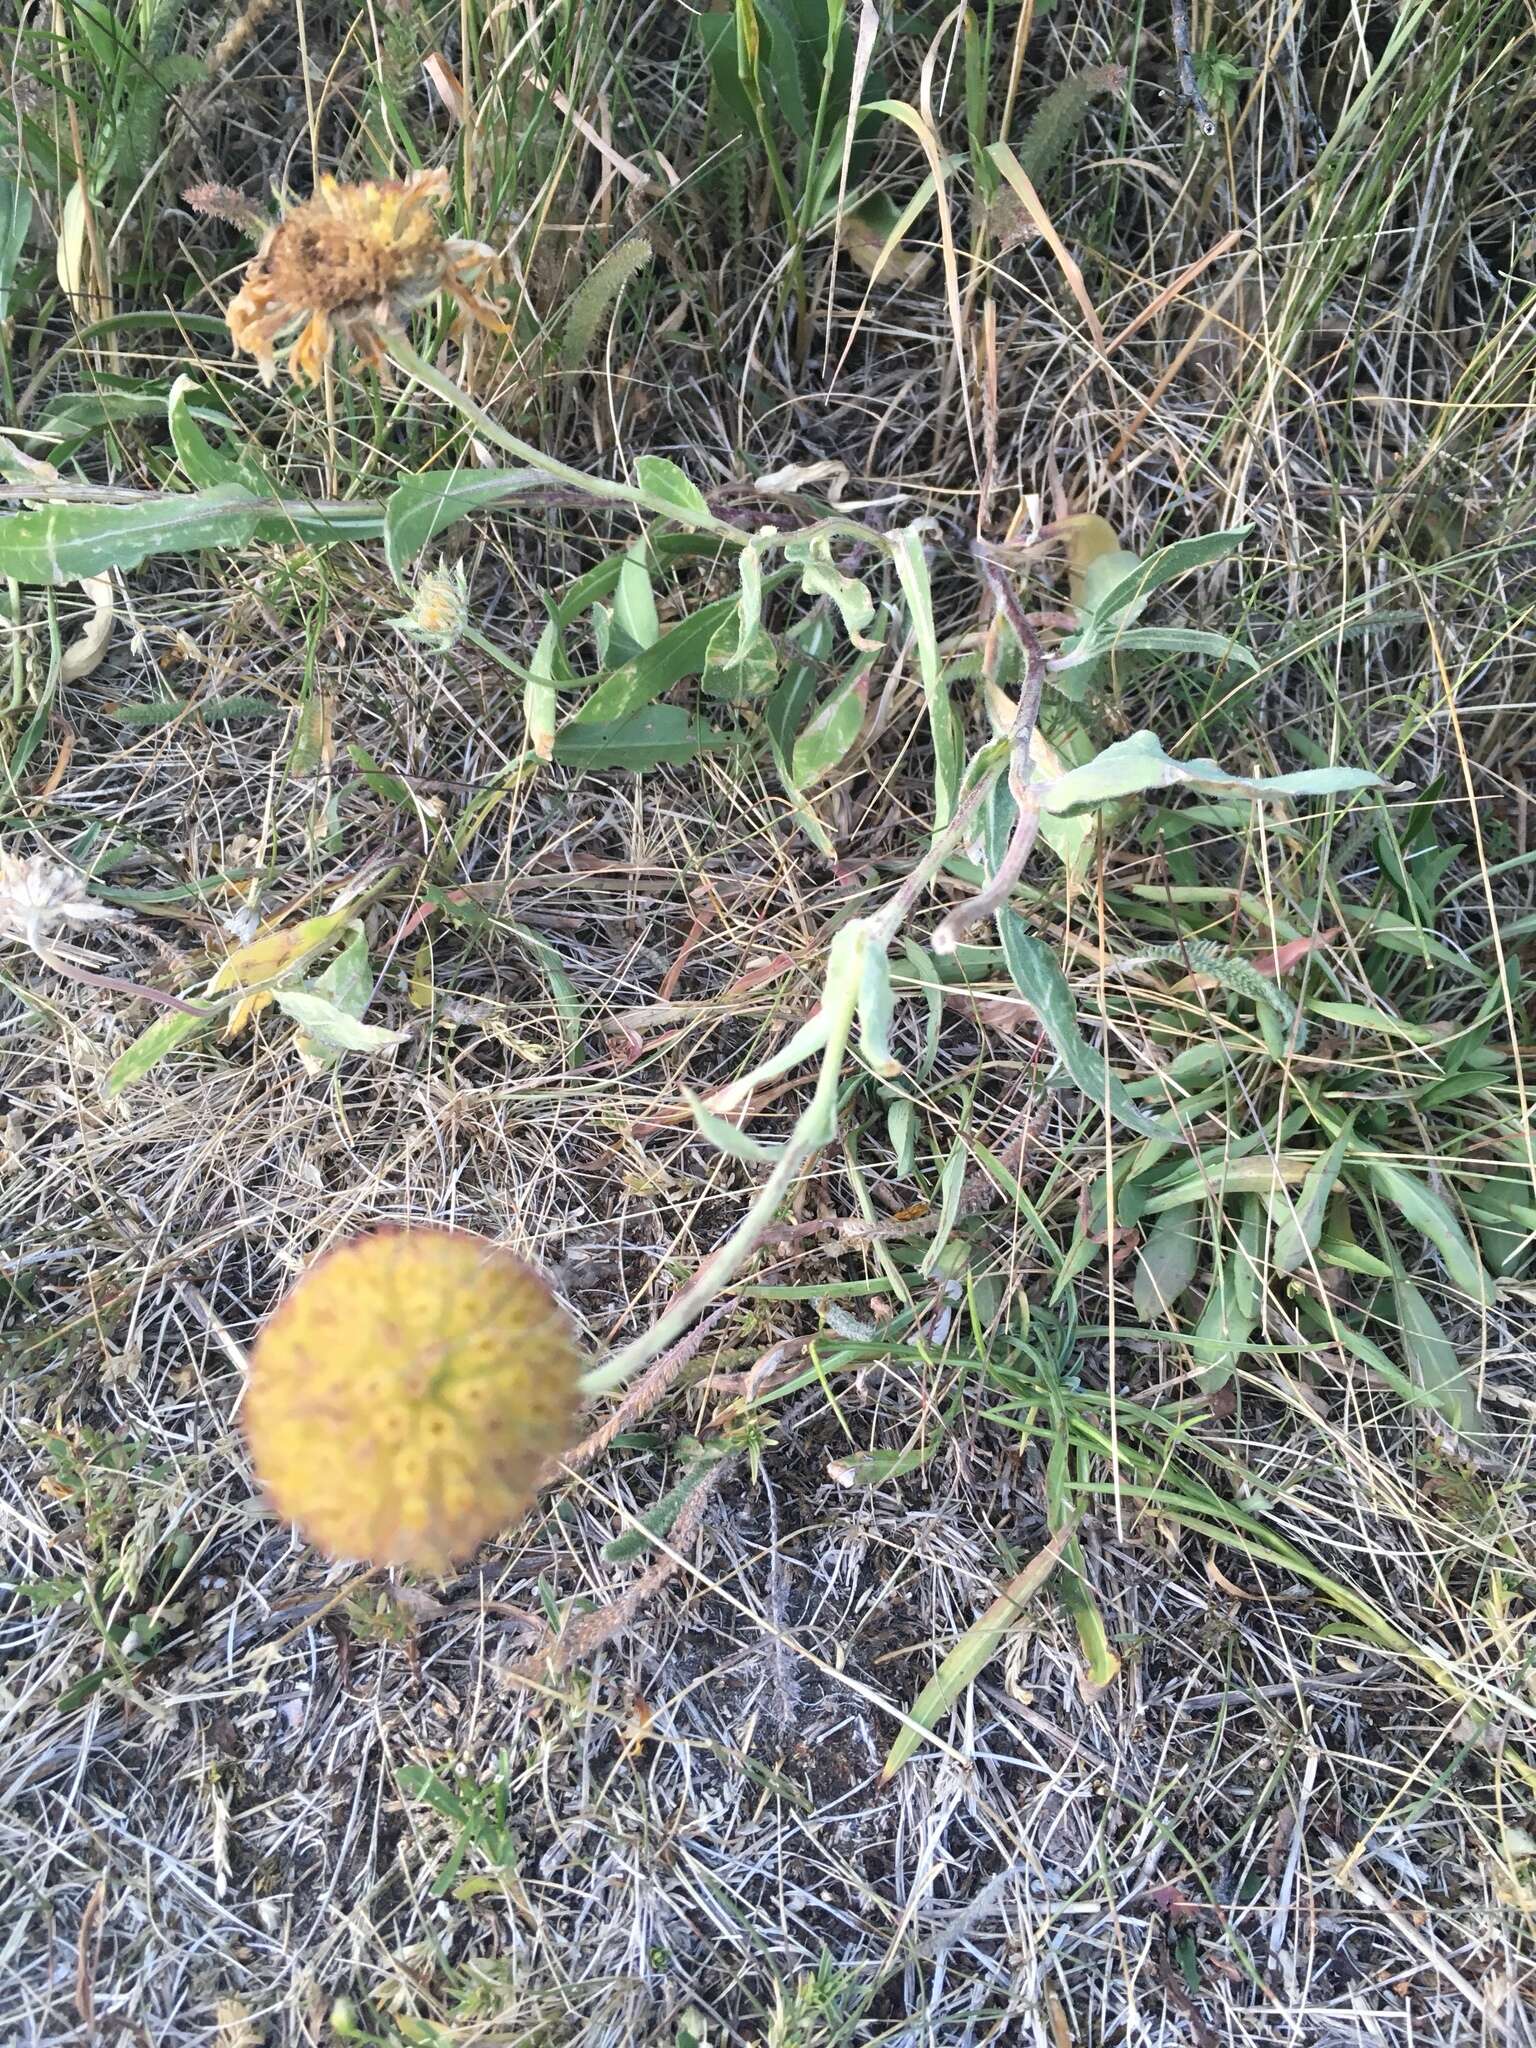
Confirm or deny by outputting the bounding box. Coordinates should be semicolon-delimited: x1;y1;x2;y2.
553;704;706;770
384;469;544;582
271;989;409;1056
1273;1132;1349;1274
1189;1201;1262;1391
103;1005;214;1098
574;596;740;724
791;668;867;787
633;455;712;523
890;526;960;823
1086;528;1253;624
1391;1270;1488;1448
685;1089;781;1162
998;918;1179;1140
1134;1211;1201;1321
0;176;34;325
1040;729;1383;816
1361;1159;1493;1307
0;484;264;585
167;375;267;494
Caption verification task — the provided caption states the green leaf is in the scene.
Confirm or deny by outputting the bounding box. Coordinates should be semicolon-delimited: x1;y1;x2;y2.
1086;528;1253;624
553;704;706;770
523;617;559;761
785;530;877;641
1359;1159;1492;1308
1309;999;1442;1045
1273;1131;1349;1274
633;455;712;523
686;1089;782;1162
1391;1269;1488;1448
1467;1169;1536;1280
1144;1153;1312;1212
383;468;545;582
348;743;414;809
1039;729;1384;816
315;920;371;1008
997;917;1179;1141
1134;1211;1201;1321
921;1140;971;1278
0;176;33;325
1054;625;1261;676
888;1096;918;1177
1076;548;1143;620
707;539;764;665
104;1004;215;1097
613;546;659;650
890;526;960;824
574;596;740;725
882;1521;1076;1779
700;620;779;700
790;668;867;787
167;375;267;493
1189;1201;1261;1391
0;484;263;584
271;989;409;1055
855;942;901;1078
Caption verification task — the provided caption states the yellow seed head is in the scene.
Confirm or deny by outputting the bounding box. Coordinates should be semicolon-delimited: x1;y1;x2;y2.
243;1227;580;1570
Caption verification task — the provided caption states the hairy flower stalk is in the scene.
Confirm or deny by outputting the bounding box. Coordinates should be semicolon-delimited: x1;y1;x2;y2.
223;170;751;543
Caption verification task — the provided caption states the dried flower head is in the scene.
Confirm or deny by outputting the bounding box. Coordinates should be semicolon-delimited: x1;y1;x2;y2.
390;560;469;653
226;168;505;387
243;1227;581;1570
0;850;124;958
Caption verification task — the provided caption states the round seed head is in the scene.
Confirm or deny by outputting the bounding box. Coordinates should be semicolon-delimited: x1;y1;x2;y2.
243;1227;580;1571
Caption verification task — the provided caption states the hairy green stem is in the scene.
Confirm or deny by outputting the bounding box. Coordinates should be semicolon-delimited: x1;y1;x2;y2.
577;753;1009;1402
383;332;745;544
579;924;866;1399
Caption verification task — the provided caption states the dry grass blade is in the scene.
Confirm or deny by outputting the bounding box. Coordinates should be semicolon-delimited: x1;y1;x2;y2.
882;1518;1077;1780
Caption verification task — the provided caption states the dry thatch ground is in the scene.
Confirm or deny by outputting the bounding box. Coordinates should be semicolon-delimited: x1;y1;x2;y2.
3;2;1535;2044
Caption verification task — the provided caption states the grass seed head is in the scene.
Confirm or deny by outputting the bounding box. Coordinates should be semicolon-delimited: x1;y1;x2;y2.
242;1226;580;1570
225;168;505;386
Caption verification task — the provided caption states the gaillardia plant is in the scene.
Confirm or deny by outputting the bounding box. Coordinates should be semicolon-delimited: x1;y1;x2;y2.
242;1226;580;1571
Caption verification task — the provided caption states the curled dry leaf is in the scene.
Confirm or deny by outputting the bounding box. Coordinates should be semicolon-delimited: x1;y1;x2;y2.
58;575;114;684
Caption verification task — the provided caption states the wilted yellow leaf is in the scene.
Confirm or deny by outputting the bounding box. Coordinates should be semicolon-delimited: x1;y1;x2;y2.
208;906;360;1038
